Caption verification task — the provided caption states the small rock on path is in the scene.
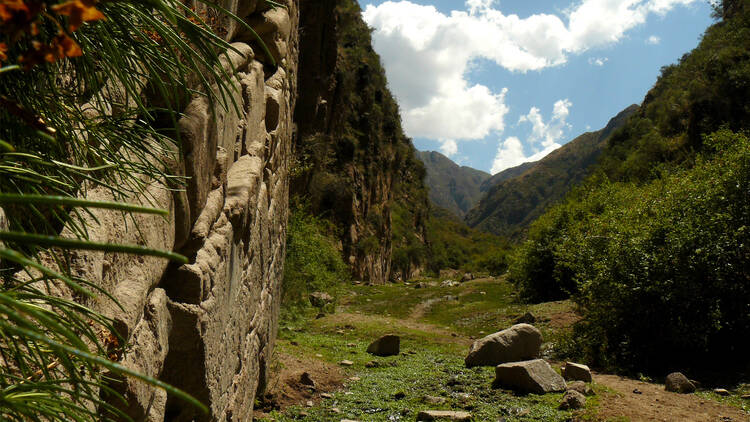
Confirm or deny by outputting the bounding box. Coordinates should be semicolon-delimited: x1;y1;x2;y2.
417;410;473;421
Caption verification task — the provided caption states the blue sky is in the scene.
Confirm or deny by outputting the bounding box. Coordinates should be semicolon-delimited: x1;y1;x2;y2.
357;0;714;173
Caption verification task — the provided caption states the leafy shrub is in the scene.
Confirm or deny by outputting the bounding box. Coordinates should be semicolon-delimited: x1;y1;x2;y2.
283;203;349;311
515;130;750;372
426;207;510;275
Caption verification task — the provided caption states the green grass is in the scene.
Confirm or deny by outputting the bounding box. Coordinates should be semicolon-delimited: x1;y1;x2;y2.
346;278;575;340
263;277;590;421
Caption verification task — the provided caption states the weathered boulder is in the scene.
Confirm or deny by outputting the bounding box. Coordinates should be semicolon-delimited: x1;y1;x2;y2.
566;381;595;396
460;273;473;282
559;390;586;410
514;312;536;324
367;335;400;356
416;410;473;421
494;359;567;394
665;372;696;393
562;362;592;383
309;291;333;308
465;324;542;367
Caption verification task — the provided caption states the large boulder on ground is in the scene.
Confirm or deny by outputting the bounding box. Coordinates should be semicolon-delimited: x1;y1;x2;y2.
559;390;586;410
460;273;473;282
494;359;567;394
665;372;696;393
465;324;542;367
562;362;592;383
566;381;595;396
367;334;400;357
309;291;333;308
416;410;473;421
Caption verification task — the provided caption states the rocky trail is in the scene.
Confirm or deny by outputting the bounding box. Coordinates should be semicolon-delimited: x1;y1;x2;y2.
256;278;750;421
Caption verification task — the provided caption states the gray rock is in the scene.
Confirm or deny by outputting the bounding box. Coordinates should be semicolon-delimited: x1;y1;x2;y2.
465;324;542;367
367;334;400;357
559;390;586;410
665;372;696;393
309;291;333;308
713;388;730;396
417;410;473;421
494;359;567;394
339;360;354;367
562;362;592;383
514;312;536;324
442;280;459;287
460;273;473;282
566;381;595;396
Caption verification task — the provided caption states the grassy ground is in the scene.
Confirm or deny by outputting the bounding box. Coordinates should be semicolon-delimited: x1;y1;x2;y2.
259;277;749;421
260;277;592;421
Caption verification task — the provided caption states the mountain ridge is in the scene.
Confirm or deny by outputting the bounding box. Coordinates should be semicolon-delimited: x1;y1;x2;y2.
465;104;640;238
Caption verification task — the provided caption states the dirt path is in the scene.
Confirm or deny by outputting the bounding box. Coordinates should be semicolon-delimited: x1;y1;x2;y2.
590;374;749;422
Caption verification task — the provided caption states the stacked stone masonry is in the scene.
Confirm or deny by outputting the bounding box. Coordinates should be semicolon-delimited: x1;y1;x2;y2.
43;2;299;421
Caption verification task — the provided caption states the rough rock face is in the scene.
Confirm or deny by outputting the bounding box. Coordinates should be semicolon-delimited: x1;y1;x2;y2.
494;359;567;394
293;0;429;284
43;2;300;421
465;324;543;367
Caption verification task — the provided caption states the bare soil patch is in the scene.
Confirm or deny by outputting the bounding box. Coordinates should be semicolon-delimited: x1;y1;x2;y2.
589;373;749;422
253;349;346;419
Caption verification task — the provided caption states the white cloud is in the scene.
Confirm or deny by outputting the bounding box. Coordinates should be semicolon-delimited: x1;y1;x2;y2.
588;57;609;66
491;99;572;174
647;35;662;44
440;139;458;156
363;0;696;147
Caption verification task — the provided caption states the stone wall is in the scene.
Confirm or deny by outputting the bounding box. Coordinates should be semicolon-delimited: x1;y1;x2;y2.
51;2;298;421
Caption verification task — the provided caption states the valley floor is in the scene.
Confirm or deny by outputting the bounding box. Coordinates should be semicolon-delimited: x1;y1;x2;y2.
256;277;750;421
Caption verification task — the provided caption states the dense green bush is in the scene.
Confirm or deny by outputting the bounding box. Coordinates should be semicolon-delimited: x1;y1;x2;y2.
283;203;349;310
426;207;510;276
514;130;749;372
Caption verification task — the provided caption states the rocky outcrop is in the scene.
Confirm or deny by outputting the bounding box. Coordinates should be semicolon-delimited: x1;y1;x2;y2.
293;0;429;284
36;2;300;421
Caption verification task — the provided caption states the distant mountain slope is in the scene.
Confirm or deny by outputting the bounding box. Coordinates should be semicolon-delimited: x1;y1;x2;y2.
480;161;535;192
465;104;639;237
415;150;491;217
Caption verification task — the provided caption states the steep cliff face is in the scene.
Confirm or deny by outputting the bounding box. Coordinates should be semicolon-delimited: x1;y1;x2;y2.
33;2;299;421
293;0;428;283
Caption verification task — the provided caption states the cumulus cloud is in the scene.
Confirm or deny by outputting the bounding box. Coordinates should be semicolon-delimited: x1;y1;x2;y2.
440;140;458;157
647;35;662;44
588;57;609;66
363;0;696;148
491;99;572;174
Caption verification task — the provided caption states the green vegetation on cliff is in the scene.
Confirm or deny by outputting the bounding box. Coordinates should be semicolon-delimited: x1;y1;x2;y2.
294;0;429;283
511;0;750;374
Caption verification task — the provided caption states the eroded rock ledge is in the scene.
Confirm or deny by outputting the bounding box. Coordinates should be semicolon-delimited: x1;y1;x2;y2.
49;2;299;420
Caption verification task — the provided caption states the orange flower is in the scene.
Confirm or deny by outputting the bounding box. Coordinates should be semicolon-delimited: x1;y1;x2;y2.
0;0;28;23
0;42;7;63
19;31;81;69
51;0;104;32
